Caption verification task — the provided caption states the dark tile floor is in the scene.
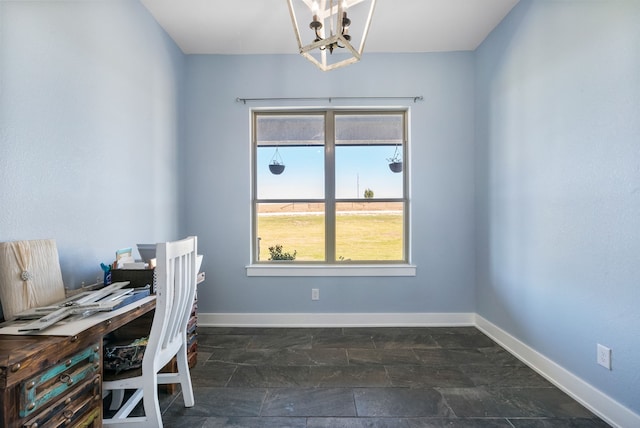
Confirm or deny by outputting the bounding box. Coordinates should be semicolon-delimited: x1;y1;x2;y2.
137;327;611;427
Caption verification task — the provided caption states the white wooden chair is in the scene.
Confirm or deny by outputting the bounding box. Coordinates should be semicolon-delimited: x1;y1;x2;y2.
103;236;197;427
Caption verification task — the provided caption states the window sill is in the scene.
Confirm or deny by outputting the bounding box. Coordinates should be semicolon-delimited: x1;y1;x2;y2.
246;264;417;277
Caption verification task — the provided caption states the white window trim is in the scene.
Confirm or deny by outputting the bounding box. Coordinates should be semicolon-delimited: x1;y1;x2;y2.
251;108;413;275
246;264;417;277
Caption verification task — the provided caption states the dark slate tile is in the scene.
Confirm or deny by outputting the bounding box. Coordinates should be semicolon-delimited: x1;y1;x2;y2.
354;387;453;417
310;365;391;387
256;328;314;335
386;366;475;388
198;334;254;349
247;332;313;349
269;348;349;366
313;333;376;349
163;327;609;427
207;348;278;365
507;418;612;428
312;328;361;340
160;415;209;428
347;349;421;365
406;418;513;427
307;417;411;427
198;350;213;362
496;388;598;418
439;387;597;419
460;365;553;388
198;327;306;336
344;327;431;337
413;349;491;366
164;387;266;417
227;365;311;387
424;327;483;336
201;416;307;427
478;347;527;367
431;334;498;349
438;387;523;418
190;362;237;387
261;387;357;417
372;333;439;349
309;327;347;336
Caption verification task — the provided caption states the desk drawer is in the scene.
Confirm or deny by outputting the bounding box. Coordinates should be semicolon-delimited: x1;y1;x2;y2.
20;343;100;418
22;375;100;428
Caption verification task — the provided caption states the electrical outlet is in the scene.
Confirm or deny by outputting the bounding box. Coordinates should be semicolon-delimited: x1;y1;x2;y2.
311;288;320;301
597;344;611;370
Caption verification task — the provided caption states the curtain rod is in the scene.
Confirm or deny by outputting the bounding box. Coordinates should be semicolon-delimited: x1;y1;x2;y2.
235;96;424;104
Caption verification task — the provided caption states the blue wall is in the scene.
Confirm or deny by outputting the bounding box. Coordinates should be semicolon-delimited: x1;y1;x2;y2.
0;1;185;289
475;0;640;415
183;52;477;314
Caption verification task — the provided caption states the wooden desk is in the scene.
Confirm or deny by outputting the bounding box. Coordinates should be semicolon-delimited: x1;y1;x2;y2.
0;298;155;428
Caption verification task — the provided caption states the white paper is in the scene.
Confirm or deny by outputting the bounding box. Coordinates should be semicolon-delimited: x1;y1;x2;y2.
0;296;155;336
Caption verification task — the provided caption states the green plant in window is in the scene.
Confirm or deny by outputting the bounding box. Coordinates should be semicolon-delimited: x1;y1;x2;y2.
364;188;374;199
268;244;297;261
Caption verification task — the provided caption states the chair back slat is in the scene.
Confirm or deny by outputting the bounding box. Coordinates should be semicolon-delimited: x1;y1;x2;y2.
145;236;197;372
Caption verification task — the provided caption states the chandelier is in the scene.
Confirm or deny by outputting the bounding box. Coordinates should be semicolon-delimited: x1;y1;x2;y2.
287;0;376;71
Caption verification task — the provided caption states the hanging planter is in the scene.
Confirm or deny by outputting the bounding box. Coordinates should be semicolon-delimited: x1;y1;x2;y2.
387;145;403;173
269;147;285;175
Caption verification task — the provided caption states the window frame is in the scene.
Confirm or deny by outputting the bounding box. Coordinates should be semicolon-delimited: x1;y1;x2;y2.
249;108;415;276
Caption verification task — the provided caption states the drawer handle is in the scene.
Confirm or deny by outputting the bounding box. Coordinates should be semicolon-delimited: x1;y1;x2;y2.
63;409;74;419
26;380;36;390
28;423;38;428
11;363;21;372
59;373;73;386
65;359;72;367
70;335;78;342
26;401;36;411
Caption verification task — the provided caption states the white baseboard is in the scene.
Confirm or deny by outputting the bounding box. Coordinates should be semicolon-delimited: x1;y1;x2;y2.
475;315;639;428
198;312;475;327
197;311;639;427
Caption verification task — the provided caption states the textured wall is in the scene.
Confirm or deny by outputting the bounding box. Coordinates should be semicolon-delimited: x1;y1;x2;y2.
183;52;477;314
475;0;640;415
0;1;185;290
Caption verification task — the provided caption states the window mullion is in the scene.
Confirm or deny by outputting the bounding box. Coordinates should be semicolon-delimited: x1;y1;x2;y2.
325;111;336;263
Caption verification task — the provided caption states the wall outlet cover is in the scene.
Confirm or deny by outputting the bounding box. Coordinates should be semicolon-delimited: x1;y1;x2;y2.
597;344;611;370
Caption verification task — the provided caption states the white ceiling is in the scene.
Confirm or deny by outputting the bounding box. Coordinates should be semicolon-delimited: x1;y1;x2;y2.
140;0;519;55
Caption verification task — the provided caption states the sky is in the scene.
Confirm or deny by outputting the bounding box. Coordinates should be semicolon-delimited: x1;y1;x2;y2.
257;145;403;200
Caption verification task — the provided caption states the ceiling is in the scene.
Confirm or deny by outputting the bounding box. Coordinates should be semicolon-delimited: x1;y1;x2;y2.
140;0;519;55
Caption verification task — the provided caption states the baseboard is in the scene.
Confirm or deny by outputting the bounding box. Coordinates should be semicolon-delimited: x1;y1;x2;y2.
475;315;639;428
198;312;475;327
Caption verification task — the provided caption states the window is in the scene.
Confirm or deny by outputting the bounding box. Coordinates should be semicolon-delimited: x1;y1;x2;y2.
252;109;409;265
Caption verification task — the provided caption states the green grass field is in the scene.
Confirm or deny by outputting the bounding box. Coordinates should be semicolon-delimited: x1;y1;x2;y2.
257;212;404;261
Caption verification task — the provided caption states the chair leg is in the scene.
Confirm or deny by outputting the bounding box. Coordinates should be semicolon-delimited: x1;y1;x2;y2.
111;388;143;420
176;346;195;407
109;389;125;411
142;379;162;428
